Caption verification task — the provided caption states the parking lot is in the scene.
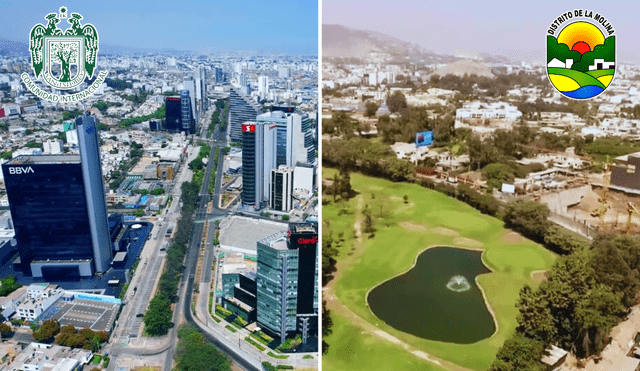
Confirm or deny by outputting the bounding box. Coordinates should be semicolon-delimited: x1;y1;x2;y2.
41;299;120;332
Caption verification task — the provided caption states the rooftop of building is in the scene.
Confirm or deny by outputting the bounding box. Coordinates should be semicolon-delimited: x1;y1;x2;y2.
615;150;640;162
259;230;289;250
7;154;81;165
289;222;317;234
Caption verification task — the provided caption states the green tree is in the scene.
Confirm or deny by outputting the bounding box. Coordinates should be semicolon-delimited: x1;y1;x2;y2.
0;323;12;336
144;293;172;336
489;334;545;371
386;91;407;113
151;188;165;195
482;163;515;191
503;200;550;242
364;102;378;117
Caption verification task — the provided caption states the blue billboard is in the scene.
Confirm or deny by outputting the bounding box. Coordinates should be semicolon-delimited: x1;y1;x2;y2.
416;131;433;147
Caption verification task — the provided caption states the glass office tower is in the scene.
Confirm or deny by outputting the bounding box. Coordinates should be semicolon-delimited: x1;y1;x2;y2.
2;156;94;277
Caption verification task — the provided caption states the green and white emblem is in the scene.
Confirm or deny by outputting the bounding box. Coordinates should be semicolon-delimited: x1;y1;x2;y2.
22;7;108;102
29;8;98;89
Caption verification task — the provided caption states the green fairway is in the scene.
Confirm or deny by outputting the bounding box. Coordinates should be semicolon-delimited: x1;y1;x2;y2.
548;67;605;88
323;169;557;371
323;314;448;371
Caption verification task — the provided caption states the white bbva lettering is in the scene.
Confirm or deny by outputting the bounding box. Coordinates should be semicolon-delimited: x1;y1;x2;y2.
8;166;34;174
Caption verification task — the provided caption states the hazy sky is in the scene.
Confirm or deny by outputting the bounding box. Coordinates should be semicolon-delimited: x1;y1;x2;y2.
0;0;318;55
323;0;640;62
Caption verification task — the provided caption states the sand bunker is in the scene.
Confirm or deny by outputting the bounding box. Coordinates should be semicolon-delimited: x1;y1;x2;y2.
374;330;403;345
453;237;484;248
531;270;548;284
502;231;526;244
431;227;459;236
399;222;430;232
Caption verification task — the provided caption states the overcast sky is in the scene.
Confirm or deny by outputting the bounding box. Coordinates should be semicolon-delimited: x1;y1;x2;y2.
323;0;639;62
0;0;318;55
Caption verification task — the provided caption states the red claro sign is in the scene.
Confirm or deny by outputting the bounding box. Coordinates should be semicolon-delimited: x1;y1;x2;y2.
297;236;318;244
242;124;255;133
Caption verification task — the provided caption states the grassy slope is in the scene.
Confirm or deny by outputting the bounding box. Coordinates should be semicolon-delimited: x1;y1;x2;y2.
323;169;557;371
548;67;605;88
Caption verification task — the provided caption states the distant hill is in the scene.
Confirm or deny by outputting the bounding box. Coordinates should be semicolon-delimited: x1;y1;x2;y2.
323;24;455;63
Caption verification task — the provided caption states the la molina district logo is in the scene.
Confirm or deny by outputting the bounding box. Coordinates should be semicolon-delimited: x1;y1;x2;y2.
547;10;615;100
21;7;108;102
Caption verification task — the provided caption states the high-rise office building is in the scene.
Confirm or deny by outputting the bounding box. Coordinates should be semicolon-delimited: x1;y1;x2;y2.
270;166;293;212
258;76;269;95
213;67;223;84
182;78;197;123
241;122;276;208
195;66;207;112
2;114;112;278
165;96;182;132
256;110;316;167
229;87;261;143
75;114;113;274
256;223;318;343
165;92;194;134
180;89;194;134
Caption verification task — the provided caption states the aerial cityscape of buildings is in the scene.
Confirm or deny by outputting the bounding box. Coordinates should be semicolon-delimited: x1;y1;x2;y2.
0;41;318;370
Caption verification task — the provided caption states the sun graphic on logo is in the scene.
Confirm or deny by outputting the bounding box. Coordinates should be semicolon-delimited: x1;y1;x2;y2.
546;19;615;100
557;22;605;54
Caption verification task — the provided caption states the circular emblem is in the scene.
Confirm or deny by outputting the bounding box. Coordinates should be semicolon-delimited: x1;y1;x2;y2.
546;10;615;100
85;125;94;134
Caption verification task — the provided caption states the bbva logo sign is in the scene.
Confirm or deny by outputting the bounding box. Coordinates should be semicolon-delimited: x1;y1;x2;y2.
8;166;35;175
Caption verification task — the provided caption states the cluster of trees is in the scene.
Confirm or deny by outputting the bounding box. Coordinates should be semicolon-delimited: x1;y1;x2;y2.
376;104;455;144
62;109;82;121
104;78;132;91
364;102;378;117
491;234;640;370
0;323;12;336
504;199;589;254
322;301;333;355
323;139;414;182
428;72;546;97
584;137;640;162
209;99;228;136
207;147;220;195
324;170;353;202
144;180;200;336
132;188;165;196
0;276;21;296
517;97;590;120
119;104;165;128
94;100;122;114
190;144;212;188
54;325;109;351
188;144;211;171
322;112;359;138
386;91;407;113
174;325;231;371
123;89;152;104
620;104;640;118
32;320;60;343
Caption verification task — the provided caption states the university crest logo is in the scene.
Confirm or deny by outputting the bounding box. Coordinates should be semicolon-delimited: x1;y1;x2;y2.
546;10;615;100
21;7;108;102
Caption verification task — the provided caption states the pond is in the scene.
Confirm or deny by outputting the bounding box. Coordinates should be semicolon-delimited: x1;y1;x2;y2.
367;246;496;344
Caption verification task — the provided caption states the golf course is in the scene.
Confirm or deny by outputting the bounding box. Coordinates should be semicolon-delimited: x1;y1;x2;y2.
323;169;557;371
